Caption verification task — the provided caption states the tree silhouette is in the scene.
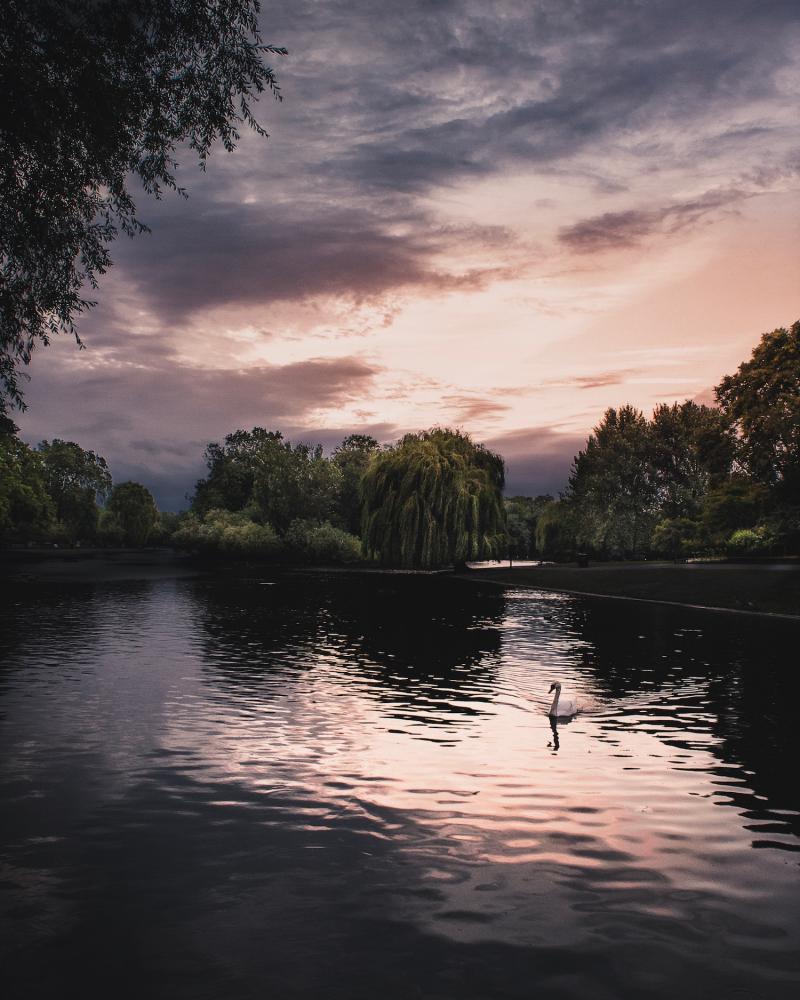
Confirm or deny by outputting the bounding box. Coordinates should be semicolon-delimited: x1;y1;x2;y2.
0;0;285;407
716;320;800;501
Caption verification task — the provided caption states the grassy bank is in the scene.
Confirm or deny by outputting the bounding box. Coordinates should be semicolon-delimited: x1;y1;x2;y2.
461;561;800;618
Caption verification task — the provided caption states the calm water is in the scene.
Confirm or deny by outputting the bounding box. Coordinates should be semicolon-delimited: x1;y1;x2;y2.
1;572;799;999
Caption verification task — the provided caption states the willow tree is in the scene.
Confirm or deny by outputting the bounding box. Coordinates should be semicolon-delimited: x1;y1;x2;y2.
361;429;506;569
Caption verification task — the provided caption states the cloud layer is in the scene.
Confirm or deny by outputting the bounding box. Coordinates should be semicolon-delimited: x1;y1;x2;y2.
16;0;800;507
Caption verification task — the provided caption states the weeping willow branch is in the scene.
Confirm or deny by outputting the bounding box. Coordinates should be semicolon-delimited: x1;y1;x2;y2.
361;428;507;569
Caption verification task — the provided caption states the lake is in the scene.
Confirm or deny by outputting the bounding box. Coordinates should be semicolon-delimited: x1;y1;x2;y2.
1;572;798;999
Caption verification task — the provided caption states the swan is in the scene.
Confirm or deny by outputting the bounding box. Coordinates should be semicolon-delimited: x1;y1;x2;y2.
548;681;578;718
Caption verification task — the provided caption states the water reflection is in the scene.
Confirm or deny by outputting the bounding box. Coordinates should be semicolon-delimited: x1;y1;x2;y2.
191;573;505;730
574;596;800;839
0;573;798;1000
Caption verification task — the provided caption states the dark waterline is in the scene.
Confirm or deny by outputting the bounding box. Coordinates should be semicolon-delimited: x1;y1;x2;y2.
1;573;798;999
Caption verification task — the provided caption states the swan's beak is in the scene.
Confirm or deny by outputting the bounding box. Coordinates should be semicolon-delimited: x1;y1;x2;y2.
548;683;555;692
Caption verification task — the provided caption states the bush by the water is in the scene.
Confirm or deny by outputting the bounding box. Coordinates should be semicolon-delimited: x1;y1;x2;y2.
284;518;362;563
172;509;282;558
172;509;361;564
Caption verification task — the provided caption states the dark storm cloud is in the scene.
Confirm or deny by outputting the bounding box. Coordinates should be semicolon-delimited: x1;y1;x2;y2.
267;0;799;194
121;207;517;323
20;352;384;508
44;355;381;431
484;426;586;498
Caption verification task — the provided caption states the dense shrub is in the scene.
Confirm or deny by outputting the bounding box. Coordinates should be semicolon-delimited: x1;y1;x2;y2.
726;527;775;556
173;509;282;558
284;519;362;563
652;517;701;559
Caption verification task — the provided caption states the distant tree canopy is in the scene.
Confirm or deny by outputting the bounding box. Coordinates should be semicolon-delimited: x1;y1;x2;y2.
106;481;158;547
185;427;366;562
193;428;284;515
538;321;800;560
192;427;345;531
0;420;162;547
0;0;285;407
361;428;506;569
3;321;797;561
505;494;553;558
568;405;658;559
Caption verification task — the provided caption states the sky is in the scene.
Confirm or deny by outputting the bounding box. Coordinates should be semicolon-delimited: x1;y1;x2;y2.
17;0;800;510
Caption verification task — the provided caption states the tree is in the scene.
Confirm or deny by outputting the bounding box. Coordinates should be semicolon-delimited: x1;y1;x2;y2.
567;406;657;558
361;428;506;569
36;438;112;540
505;494;553;558
651;517;701;561
106;481;158;546
252;439;341;532
534;500;576;561
193;428;283;514
701;476;769;549
715;320;800;501
331;434;380;535
0;0;285;407
0;425;54;542
649;401;734;519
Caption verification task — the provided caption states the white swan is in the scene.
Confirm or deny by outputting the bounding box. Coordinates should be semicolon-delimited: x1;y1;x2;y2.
548;681;578;718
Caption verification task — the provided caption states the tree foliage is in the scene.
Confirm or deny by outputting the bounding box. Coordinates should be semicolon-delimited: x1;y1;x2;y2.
0;0;285;406
534;500;577;561
107;480;159;546
193;428;283;515
252;438;342;532
172;508;280;557
332;434;381;535
505;494;553;558
361;428;506;569
568;406;657;558
0;426;54;542
36;438;112;540
649;401;734;518
715;320;800;501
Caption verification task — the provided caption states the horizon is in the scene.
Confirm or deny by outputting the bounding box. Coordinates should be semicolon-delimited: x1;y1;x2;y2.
13;0;800;510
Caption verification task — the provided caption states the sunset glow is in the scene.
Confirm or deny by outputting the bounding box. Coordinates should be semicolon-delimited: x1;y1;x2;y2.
17;0;800;507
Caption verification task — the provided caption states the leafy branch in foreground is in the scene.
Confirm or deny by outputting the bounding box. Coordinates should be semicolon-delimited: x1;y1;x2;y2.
0;0;286;406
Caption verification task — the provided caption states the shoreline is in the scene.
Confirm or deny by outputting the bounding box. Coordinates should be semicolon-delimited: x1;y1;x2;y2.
0;547;201;583
456;562;800;620
3;549;800;620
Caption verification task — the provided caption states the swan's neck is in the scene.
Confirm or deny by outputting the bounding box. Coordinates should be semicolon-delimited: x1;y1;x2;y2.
549;689;560;715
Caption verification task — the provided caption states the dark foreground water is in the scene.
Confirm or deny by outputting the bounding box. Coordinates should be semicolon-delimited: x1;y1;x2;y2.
1;572;799;1000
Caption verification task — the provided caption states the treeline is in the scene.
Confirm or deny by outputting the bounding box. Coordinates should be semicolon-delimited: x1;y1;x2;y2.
513;320;800;560
3;319;797;566
173;430;380;563
0;415;164;547
175;427;507;567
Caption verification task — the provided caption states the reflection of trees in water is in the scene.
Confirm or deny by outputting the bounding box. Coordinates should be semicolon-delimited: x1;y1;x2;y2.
0;579;125;691
577;597;800;831
190;573;505;721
